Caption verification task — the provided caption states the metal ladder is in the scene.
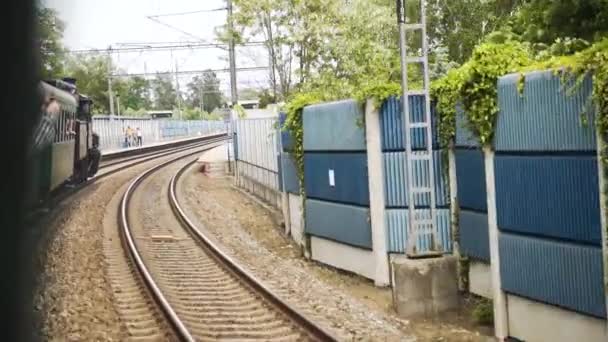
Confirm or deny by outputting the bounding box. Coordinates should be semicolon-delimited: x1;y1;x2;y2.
397;0;441;257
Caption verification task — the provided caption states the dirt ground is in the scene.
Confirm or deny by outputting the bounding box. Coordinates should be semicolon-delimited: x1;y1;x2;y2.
180;164;494;341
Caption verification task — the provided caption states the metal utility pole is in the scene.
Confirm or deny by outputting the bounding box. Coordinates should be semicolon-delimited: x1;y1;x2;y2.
116;95;121;115
175;60;182;120
200;83;204;112
107;46;115;115
227;0;237;174
227;0;238;108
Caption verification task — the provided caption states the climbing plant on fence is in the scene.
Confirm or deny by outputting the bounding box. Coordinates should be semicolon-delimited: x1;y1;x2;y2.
459;42;533;146
431;38;608;291
282;92;324;194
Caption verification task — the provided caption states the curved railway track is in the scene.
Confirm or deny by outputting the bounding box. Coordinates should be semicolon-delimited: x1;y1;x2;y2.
118;147;337;341
97;136;226;177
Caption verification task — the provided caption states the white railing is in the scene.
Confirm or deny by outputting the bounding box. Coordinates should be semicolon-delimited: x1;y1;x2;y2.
234;118;280;191
92;116;226;151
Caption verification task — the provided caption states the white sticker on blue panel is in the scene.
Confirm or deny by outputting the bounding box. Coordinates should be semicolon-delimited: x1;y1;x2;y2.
328;169;335;187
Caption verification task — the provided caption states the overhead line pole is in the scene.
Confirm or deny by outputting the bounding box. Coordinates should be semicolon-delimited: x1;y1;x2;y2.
227;0;237;174
175;60;182;119
228;0;238;107
107;45;115;115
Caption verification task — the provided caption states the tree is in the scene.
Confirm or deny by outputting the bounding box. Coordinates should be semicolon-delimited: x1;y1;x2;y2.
258;89;276;108
426;0;520;64
151;74;177;110
227;0;344;99
186;71;224;113
64;54;153;114
239;87;261;100
37;4;66;78
118;76;152;111
508;0;608;44
64;54;112;114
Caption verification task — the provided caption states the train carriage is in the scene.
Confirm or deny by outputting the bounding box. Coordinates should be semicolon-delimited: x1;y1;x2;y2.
28;78;99;206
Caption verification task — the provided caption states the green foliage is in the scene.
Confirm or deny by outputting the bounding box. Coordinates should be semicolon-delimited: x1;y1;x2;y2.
64;54;113;114
472;298;494;325
234;104;247;119
426;0;520;64
431;64;470;147
37;4;65;78
355;81;401;109
283;92;324;192
181;107;221;121
258;89;277;109
508;0;608;45
459;42;532;145
123;107;147;117
186;71;225;113
151;74;177;110
65;54;155;114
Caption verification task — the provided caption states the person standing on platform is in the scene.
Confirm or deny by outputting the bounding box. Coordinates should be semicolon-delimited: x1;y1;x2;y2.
136;127;143;146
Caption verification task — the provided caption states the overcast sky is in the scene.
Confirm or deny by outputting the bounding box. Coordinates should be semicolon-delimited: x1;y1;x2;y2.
44;0;269;97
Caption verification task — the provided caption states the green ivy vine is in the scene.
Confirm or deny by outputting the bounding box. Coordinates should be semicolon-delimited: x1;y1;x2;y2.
431;64;470;148
431;38;608;291
460;42;533;146
354;81;402;109
282;92;324;197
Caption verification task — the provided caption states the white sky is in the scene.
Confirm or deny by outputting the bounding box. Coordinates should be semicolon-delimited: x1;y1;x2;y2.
44;0;270;97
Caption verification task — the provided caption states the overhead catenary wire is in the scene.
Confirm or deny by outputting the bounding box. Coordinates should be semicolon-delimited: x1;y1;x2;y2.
110;66;268;78
147;7;227;18
68;42;266;55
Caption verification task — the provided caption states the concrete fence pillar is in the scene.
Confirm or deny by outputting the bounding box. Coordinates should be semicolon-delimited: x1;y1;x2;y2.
448;142;466;291
365;98;390;287
483;145;509;339
595;126;608;331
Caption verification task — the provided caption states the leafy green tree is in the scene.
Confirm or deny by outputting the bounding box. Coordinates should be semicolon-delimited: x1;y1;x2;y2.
151;74;177;110
37;4;66;78
64;54;112;113
509;0;608;44
182;107;222;121
186;71;224;113
123;107;148;117
258;89;276;108
65;55;153;114
426;0;519;64
239;87;261;100
119;76;152;111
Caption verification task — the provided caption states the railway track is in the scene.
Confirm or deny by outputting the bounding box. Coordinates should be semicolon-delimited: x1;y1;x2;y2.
97;135;227;177
117;146;337;341
25;134;227;226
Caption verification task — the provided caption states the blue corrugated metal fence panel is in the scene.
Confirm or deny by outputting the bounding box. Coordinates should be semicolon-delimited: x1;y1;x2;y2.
305;199;372;249
500;232;606;318
304;152;369;206
495;154;601;245
455;105;479;148
303;99;366;151
496;71;596;152
455;148;487;211
279;152;299;194
385;208;451;253
380;96;439;151
459;210;490;261
383;150;448;207
278;112;294;152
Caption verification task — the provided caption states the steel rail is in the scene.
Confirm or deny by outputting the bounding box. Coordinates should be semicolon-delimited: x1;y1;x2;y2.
26;134;227;224
168;158;338;342
118;142;225;342
99;138;220;170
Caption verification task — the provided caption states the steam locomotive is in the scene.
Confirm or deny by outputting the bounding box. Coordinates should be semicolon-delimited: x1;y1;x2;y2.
28;78;100;205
